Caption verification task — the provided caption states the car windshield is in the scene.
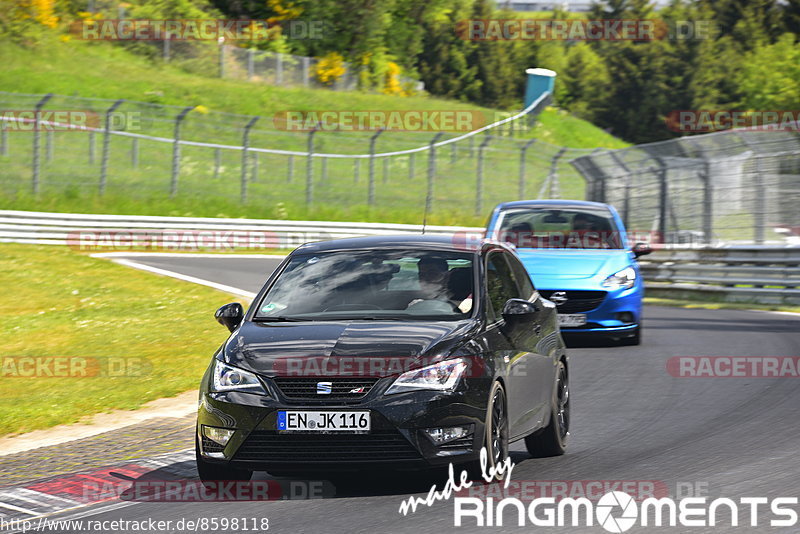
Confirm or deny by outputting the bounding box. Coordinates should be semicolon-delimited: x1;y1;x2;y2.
496;207;623;249
255;249;475;321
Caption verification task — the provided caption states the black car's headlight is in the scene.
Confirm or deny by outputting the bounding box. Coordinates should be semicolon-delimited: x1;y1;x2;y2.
211;359;268;395
385;358;468;395
602;266;636;290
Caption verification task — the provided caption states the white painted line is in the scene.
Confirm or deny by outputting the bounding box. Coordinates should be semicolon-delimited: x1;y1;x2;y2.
106;258;257;299
0;501;38;515
91;252;287;259
15;488;78;506
0;491;57;509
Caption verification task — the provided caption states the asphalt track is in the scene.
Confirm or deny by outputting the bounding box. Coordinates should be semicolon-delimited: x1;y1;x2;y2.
14;255;800;533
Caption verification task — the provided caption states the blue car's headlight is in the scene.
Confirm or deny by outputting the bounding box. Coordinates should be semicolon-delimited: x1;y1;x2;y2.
602;266;637;290
211;359;268;395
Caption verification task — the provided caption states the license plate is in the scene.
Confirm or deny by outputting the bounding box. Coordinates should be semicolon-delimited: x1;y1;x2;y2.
558;314;587;327
277;411;370;432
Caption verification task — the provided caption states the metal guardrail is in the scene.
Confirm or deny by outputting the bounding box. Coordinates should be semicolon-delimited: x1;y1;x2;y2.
0;210;482;246
640;247;800;305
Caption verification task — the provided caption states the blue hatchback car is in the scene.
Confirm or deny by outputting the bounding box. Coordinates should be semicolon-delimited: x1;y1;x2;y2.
485;200;651;345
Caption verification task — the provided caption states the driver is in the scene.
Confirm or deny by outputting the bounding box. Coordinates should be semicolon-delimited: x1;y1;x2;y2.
417;257;449;298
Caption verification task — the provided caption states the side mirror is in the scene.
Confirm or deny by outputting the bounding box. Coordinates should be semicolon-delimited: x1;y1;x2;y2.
632;242;652;258
501;298;539;323
215;303;244;332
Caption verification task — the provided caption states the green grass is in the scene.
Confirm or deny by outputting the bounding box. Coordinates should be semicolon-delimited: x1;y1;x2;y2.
0;40;627;226
0;244;246;437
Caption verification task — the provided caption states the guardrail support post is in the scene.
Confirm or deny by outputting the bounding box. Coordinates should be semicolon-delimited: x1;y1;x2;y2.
100;99;124;195
287;155;294;183
353;159;359;183
170;106;194;198
305;126;317;206
656;160;668;244
302;57;310;87
425;133;445;225
31;93;53;194
213;148;221;179
518;139;536;199
368;129;383;206
475;135;493;216
241;116;260;203
408;153;415;180
131;138;139;168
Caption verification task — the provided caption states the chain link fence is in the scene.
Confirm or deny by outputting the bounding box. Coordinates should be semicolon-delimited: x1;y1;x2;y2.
0;91;588;225
571;128;800;246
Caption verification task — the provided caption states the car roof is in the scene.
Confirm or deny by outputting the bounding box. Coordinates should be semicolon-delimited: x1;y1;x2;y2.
293;234;513;256
496;199;611;211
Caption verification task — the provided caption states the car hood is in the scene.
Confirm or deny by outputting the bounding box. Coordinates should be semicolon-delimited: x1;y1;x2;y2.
515;248;633;282
223;319;478;377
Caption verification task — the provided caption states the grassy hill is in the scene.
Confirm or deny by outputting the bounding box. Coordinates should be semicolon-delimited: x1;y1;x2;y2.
0;40;628;225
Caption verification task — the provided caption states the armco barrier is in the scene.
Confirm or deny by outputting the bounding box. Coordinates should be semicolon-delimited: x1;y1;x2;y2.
0;210;482;246
3;210;798;306
640;247;800;306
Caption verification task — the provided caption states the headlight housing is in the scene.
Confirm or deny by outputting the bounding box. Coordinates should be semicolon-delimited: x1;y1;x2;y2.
602;266;637;290
385;358;468;395
211;359;268;395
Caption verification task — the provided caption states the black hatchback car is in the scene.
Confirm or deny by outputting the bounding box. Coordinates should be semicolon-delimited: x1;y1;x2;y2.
196;235;569;481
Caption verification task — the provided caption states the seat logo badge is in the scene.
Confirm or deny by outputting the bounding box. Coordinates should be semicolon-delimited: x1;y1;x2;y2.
551;291;569;305
349;386;365;394
316;381;332;395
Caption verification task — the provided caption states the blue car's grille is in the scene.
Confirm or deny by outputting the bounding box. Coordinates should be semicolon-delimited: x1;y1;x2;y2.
540;290;607;313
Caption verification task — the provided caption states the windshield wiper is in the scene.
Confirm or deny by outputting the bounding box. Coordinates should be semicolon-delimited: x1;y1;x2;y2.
252;316;307;322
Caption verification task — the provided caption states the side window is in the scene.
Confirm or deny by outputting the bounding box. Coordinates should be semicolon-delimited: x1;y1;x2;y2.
506;254;536;299
486;252;522;320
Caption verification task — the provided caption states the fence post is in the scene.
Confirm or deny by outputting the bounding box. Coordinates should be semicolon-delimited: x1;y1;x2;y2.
302;57;310;87
163;35;170;62
608;151;632;227
240;116;259;203
382;158;389;183
321;156;328;182
100;99;124;195
218;41;226;78
548;147;567;199
88;132;96;164
368;129;384;206
408;153;415;180
287;155;294;183
276;53;284;85
354;159;360;183
701;159;713;245
0;128;7;156
753;156;766;245
305;126;317;206
31;93;53;194
247;48;255;80
213;148;221;179
450;141;457;164
131;138;139;168
425;133;445;224
656;158;668;243
475;135;493;216
518;139;536;199
170;106;194;198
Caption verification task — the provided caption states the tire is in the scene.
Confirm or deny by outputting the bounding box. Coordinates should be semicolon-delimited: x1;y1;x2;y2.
462;381;509;481
195;436;252;483
525;360;569;457
619;325;641;346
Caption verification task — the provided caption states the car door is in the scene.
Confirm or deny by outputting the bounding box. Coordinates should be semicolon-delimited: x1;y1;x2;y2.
482;250;544;439
504;251;555;435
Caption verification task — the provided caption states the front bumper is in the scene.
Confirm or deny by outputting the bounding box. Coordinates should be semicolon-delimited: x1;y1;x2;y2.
197;376;491;472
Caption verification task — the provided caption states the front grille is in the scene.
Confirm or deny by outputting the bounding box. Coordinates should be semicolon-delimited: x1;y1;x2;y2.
234;430;422;463
273;378;378;402
540;290;607;313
